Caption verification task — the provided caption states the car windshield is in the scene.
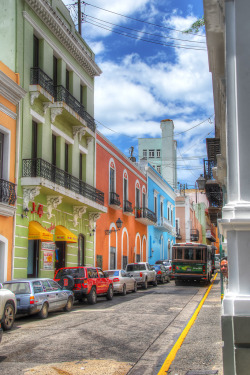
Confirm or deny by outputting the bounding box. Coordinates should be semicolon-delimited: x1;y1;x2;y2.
154;265;161;270
55;268;83;278
3;282;31;295
105;271;119;276
126;264;146;271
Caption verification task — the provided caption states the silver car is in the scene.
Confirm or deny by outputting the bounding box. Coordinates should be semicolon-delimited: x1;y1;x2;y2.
3;278;74;319
104;270;137;295
0;284;17;331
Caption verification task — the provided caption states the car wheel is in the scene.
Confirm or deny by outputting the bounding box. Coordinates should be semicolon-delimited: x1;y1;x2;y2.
133;282;137;293
143;279;148;289
38;303;49;319
87;288;97;305
122;284;126;296
106;285;113;300
152;278;158;286
64;296;73;312
2;303;15;330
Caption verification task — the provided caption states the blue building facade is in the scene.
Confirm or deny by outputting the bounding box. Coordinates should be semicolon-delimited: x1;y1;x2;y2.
146;164;176;263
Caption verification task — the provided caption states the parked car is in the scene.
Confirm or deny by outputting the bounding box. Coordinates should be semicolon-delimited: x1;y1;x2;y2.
155;259;172;272
104;269;137;295
0;284;17;330
54;267;114;304
153;264;171;284
3;278;74;319
125;262;157;289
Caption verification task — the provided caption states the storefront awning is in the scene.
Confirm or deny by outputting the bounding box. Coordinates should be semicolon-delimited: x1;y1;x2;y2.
55;225;77;243
28;221;53;242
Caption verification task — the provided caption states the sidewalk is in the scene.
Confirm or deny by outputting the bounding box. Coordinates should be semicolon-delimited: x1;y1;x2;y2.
166;273;224;375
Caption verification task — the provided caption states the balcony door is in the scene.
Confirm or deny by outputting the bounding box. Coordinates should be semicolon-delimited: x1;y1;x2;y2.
110;167;115;193
55;241;66;270
0;132;4;179
136;188;140;209
124;178;128;207
28;240;39;278
110;246;116;270
78;234;85;266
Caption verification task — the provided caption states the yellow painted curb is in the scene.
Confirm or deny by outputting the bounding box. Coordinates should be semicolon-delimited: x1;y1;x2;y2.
158;273;218;375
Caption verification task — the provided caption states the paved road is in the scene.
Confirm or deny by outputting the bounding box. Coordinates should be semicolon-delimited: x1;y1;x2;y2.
0;278;223;375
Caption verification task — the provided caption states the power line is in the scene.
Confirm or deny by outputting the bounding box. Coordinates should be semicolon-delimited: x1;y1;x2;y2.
83;18;207;51
83;13;207;45
80;2;206;38
175;115;214;135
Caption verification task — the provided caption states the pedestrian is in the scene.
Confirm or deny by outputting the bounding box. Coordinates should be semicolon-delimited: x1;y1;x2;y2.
220;257;228;292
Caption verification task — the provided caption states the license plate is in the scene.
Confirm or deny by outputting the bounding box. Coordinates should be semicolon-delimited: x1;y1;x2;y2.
187;268;192;272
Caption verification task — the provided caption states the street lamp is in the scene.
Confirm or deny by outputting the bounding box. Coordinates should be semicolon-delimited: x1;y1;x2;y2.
105;218;123;235
195;174;206;203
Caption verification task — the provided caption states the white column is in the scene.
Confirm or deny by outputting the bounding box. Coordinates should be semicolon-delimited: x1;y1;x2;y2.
220;1;250;373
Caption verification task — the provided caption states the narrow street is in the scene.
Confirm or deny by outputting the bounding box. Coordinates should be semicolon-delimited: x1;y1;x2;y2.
0;278;222;375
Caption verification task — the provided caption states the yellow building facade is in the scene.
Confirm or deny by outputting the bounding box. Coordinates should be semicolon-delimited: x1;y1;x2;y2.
0;62;26;282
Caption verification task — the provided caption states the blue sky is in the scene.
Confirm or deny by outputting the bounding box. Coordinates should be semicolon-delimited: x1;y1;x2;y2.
63;0;214;188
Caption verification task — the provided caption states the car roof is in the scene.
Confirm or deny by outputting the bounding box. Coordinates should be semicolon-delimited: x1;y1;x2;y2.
4;278;54;283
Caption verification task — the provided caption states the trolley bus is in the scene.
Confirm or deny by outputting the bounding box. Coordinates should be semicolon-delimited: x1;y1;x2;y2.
172;243;213;284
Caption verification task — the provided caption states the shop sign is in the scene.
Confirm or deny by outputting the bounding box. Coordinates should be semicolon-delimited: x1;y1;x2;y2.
43;251;54;270
41;242;56;251
31;202;44;217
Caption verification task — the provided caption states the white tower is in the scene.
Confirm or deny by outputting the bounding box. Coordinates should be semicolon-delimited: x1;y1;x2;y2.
160;119;176;189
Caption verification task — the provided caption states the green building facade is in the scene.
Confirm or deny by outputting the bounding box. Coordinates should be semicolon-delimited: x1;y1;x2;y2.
0;0;106;279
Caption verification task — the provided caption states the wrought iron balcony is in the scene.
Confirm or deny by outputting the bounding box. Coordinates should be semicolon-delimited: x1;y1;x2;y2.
30;67;54;97
123;200;133;215
204;159;216;181
156;217;174;232
0;179;16;205
109;192;121;209
54;85;95;132
176;231;182;240
190;229;199;242
22;158;104;206
135;207;157;225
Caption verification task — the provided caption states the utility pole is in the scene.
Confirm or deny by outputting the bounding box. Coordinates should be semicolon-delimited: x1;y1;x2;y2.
78;0;81;35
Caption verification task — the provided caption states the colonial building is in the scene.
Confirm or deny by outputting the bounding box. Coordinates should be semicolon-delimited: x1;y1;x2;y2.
0;0;106;279
95;131;156;270
145;164;176;263
0;62;26;282
138;119;177;189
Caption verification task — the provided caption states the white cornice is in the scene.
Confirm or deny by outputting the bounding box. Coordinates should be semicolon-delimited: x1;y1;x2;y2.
51;124;74;145
0;103;17;120
30;109;45;124
0;71;26;105
23;1;102;78
97;138;147;184
147;165;176;201
79;145;88;155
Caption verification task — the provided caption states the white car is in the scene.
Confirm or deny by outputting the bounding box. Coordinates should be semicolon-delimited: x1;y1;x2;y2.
104;269;137;295
0;283;17;331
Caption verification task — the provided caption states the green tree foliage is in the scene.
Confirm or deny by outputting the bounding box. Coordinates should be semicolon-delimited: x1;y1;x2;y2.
184;16;205;34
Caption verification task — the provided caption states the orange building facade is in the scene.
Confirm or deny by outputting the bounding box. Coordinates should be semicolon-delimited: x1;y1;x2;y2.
95;132;148;270
0;62;26;282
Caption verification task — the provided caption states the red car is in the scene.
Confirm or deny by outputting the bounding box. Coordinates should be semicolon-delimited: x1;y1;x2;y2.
54;267;113;304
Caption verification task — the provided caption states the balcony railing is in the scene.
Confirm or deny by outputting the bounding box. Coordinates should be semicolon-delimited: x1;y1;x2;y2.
109;192;121;207
135;207;157;223
0;179;16;205
190;229;199;241
204;159;216;181
22;158;104;206
30;67;54;97
123;200;133;213
54;85;95;132
176;231;182;240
